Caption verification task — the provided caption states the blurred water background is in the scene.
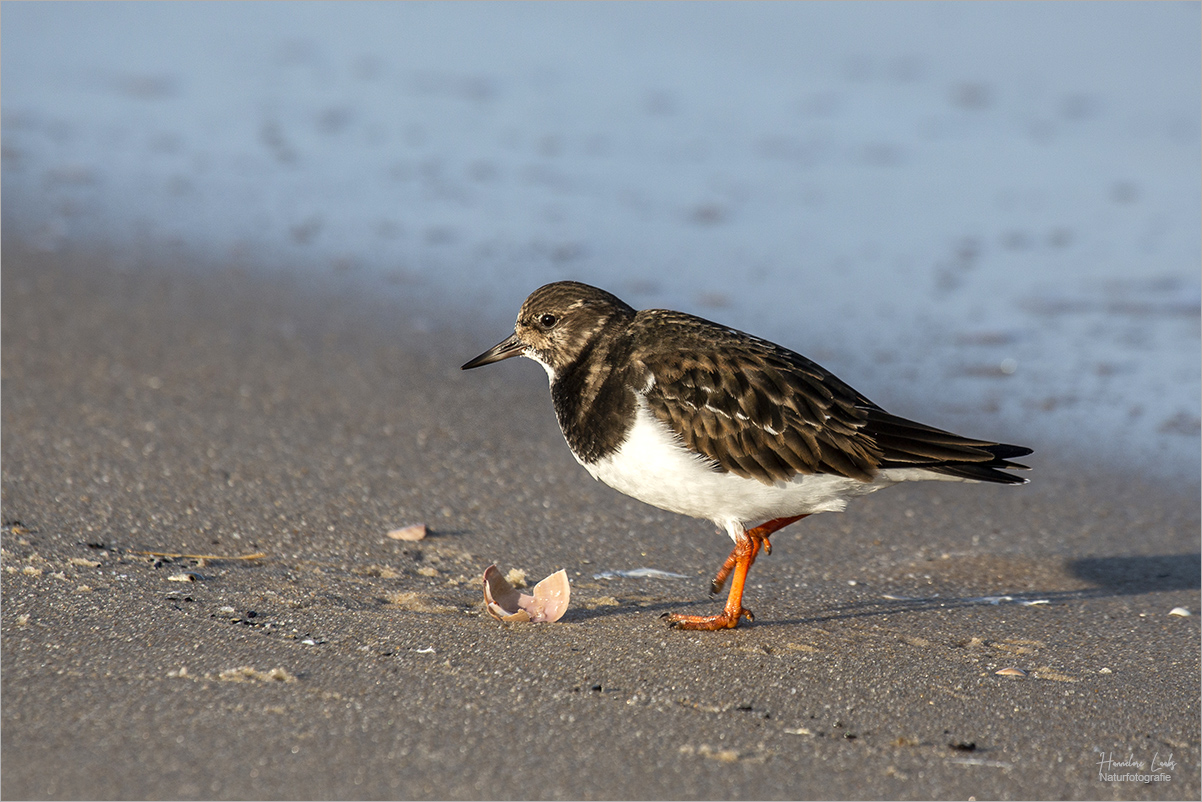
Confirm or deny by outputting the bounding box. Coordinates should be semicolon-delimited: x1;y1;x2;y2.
3;2;1198;480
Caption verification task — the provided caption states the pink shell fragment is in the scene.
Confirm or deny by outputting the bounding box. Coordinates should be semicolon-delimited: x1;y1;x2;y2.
482;564;570;623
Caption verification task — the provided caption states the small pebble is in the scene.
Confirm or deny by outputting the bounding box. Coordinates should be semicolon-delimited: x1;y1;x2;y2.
1168;607;1191;617
1099;667;1112;674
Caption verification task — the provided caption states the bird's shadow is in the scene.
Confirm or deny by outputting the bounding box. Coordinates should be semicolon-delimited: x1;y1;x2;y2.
1067;553;1199;594
566;553;1201;627
771;552;1201;628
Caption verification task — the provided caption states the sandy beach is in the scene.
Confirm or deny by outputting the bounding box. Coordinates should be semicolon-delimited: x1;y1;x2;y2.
1;240;1197;799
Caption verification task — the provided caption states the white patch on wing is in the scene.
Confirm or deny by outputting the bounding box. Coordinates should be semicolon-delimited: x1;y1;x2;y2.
584;400;967;539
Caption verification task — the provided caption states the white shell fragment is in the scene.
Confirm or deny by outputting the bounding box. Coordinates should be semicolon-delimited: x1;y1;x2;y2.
1168;607;1191;617
592;568;689;580
482;564;570;623
167;572;200;582
995;667;1027;677
387;524;428;541
966;594;1049;607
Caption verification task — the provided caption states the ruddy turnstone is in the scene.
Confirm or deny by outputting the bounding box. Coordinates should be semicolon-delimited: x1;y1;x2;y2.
463;282;1031;630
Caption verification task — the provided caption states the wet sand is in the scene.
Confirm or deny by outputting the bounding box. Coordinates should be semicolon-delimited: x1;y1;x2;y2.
2;240;1198;800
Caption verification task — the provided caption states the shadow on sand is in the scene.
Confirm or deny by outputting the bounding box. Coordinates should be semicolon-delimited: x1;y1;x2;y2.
562;553;1201;626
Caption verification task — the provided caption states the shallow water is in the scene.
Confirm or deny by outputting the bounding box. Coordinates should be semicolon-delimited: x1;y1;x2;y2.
3;2;1198;480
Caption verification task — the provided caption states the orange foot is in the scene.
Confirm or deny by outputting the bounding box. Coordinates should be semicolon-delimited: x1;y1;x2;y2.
667;515;808;631
664;606;753;630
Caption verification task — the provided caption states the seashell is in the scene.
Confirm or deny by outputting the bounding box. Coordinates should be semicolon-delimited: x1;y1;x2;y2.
482;564;570;623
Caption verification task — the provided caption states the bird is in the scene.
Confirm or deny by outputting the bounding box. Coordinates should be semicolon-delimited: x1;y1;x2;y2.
462;281;1031;630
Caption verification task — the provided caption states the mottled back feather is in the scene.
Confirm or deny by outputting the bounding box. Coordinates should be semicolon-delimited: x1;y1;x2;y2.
631;310;1030;486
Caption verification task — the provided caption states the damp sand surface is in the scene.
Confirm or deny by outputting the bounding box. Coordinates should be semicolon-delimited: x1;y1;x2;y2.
2;243;1198;800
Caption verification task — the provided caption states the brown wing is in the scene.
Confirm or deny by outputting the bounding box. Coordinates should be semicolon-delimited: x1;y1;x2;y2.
636;313;884;484
635;311;1031;486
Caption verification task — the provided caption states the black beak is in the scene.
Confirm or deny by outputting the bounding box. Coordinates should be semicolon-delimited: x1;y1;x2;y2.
461;332;525;369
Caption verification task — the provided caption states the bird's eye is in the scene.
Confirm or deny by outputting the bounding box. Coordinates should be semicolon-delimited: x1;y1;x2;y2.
539;313;558;329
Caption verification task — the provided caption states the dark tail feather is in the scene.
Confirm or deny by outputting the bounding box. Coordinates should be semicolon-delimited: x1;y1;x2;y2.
865;410;1032;484
922;450;1032;484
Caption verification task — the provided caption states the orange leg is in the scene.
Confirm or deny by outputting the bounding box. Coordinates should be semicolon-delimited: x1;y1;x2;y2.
709;515;807;594
667;515;808;631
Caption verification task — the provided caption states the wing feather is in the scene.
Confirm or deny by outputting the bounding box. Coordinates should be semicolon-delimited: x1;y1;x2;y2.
634;311;1030;486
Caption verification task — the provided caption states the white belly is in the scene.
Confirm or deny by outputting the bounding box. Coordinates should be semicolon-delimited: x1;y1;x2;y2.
580;402;968;532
